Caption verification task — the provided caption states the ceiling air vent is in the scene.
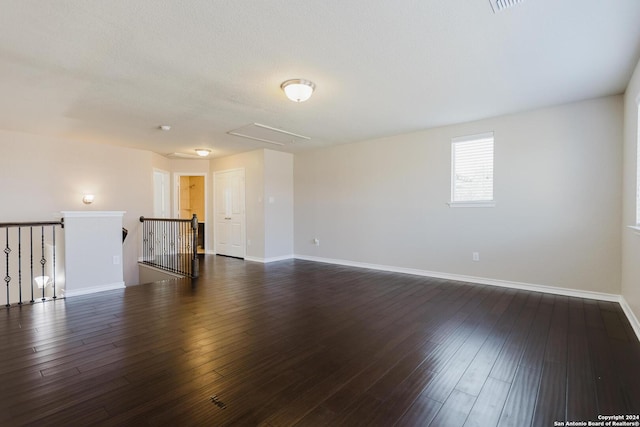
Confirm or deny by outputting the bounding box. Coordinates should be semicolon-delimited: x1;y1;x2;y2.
166;152;202;159
228;123;310;146
489;0;525;13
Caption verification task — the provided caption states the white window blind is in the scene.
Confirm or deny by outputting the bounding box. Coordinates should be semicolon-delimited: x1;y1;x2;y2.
451;132;494;203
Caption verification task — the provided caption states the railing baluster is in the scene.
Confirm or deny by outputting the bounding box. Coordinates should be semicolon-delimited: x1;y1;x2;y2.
177;222;181;274
172;221;176;273
30;227;34;303
191;214;198;278
139;216;199;278
38;227;43;301
143;219;148;263
52;225;57;299
5;228;10;307
18;228;22;305
0;220;63;308
40;226;48;301
181;221;184;274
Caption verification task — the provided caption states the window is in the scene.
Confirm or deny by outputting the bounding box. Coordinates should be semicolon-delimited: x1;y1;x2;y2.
450;132;494;207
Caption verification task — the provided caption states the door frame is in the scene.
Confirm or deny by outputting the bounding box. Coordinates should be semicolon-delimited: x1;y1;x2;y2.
213;168;246;258
173;172;208;254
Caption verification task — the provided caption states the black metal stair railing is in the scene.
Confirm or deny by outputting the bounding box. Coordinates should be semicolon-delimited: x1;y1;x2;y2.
139;214;199;278
0;220;64;307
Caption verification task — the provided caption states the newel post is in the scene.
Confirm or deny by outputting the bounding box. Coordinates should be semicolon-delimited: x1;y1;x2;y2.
191;214;199;278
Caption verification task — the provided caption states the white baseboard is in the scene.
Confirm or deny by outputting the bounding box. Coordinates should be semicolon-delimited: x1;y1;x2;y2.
293;254;619;302
245;255;294;263
135;251;639;341
619;296;640;341
293;254;640;341
65;282;125;297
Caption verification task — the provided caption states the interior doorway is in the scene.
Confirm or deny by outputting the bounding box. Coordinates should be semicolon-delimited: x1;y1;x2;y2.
175;173;208;254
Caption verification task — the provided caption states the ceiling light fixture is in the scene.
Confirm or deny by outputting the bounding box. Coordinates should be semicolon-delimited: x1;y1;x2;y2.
280;79;316;102
195;149;211;157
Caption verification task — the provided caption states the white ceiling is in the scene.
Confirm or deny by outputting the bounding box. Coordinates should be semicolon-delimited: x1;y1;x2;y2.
1;0;639;158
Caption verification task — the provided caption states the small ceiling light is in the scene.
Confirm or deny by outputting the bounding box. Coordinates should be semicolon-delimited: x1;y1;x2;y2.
195;149;211;157
82;194;95;204
280;79;316;102
159;125;171;131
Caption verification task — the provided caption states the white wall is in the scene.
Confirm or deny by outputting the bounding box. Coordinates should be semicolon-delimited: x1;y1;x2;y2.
264;150;294;259
0;129;154;286
295;96;623;294
622;57;640;325
63;211;125;295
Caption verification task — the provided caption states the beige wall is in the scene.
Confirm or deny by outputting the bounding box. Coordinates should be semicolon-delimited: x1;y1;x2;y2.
0;129;154;286
622;58;640;324
0;91;630;310
264;150;294;259
295;96;623;294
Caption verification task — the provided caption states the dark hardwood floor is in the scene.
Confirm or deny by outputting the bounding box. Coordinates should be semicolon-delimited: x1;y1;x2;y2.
0;256;638;426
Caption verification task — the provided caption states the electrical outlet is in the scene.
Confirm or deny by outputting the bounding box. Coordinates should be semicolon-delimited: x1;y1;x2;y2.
472;252;480;262
313;238;320;246
113;255;120;265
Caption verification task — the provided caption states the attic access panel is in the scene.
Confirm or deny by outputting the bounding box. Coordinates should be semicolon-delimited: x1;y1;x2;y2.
489;0;525;13
227;123;311;146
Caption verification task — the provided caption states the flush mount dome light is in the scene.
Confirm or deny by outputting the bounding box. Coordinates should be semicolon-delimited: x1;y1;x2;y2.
195;148;211;157
280;79;315;102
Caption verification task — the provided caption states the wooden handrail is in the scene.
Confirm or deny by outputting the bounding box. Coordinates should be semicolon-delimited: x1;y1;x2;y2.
0;220;63;228
139;216;191;223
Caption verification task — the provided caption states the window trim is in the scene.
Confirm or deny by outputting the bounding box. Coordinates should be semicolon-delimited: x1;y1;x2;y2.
449;131;495;208
447;201;496;208
628;225;640;236
635;95;640;228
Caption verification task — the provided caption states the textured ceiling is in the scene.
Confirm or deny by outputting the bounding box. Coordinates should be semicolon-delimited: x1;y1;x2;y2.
0;0;639;158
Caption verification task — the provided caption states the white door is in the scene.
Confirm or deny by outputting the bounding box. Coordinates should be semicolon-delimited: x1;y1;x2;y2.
153;169;170;218
214;169;246;258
